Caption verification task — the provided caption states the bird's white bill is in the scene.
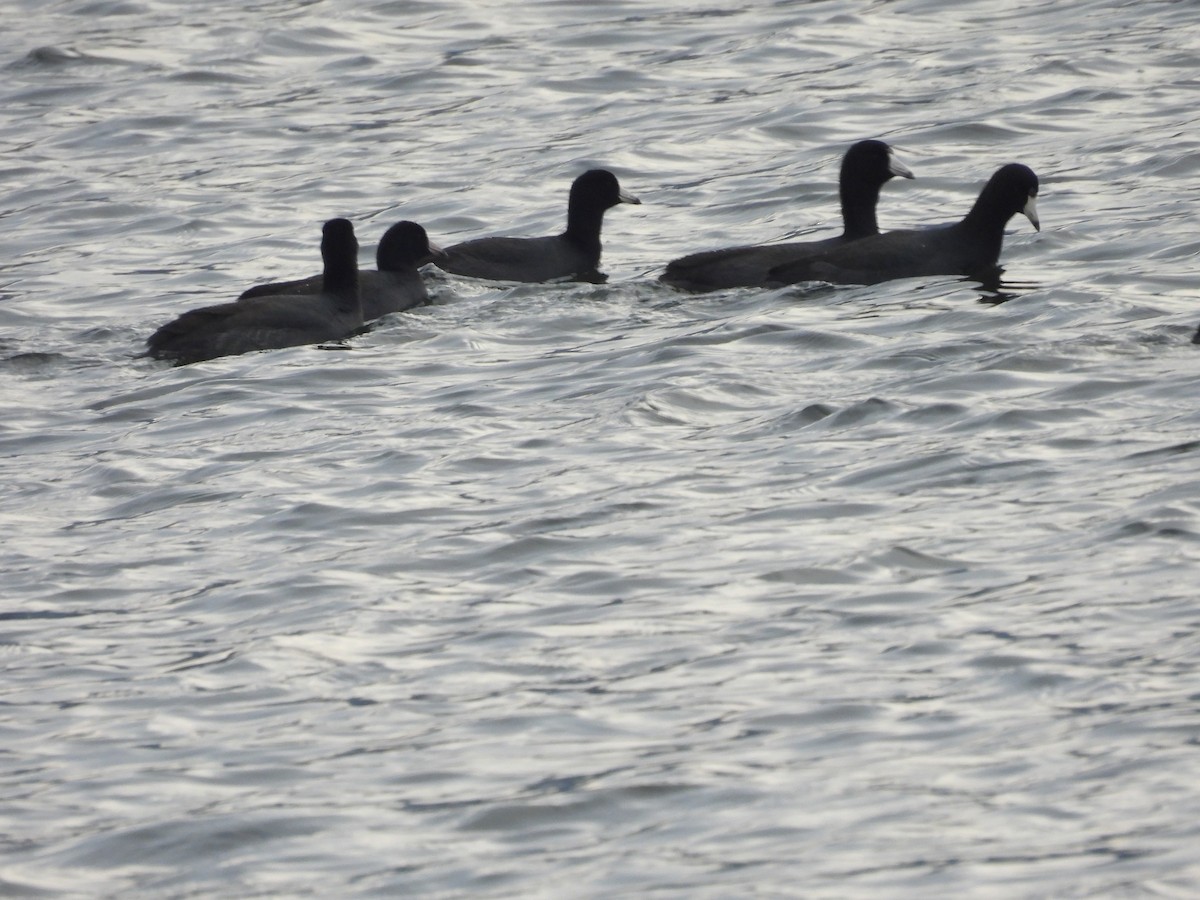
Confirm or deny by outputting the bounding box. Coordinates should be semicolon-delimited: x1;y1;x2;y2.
888;150;914;179
1023;194;1040;231
619;187;642;205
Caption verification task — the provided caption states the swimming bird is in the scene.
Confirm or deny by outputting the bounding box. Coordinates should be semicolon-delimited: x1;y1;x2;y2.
146;218;363;366
239;220;444;321
659;140;914;292
436;168;640;283
768;163;1040;286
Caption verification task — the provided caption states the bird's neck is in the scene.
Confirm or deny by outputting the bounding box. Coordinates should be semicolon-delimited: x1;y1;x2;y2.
564;204;605;256
840;180;882;239
324;261;360;314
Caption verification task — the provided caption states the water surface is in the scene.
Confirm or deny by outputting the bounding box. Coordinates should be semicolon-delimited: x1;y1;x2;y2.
3;0;1200;896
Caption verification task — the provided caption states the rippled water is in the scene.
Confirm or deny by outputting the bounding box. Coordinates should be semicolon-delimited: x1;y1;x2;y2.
3;0;1200;896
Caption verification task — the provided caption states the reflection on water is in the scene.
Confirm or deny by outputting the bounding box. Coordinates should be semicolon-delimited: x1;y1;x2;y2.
974;269;1044;304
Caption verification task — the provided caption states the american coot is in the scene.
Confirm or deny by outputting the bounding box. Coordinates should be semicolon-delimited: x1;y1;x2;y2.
238;221;444;321
769;163;1040;286
436;168;640;283
146;218;363;366
659;140;914;292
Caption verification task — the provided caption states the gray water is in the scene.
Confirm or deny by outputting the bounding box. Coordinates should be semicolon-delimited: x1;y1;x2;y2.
3;0;1200;896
